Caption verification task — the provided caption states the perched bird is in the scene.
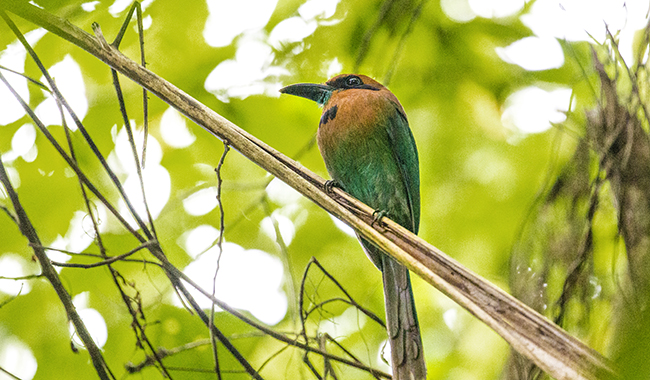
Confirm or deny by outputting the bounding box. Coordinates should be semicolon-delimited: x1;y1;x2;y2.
280;74;426;380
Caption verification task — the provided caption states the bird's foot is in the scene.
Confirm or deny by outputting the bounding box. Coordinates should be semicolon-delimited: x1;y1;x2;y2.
324;180;341;193
371;209;388;227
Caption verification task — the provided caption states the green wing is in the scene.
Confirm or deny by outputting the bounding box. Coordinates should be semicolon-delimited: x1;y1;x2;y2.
386;104;420;234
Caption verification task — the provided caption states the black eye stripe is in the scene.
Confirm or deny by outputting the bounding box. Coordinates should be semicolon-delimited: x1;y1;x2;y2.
326;75;380;91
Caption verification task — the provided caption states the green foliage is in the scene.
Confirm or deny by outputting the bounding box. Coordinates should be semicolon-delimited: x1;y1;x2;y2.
0;1;643;379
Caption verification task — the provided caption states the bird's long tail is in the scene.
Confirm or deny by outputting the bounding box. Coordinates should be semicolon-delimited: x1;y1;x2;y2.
382;255;426;380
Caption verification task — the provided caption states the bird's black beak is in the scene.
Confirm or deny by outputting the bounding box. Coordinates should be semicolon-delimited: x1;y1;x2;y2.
280;83;333;106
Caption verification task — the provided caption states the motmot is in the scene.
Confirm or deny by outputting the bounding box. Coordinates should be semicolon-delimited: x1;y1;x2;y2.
280;74;426;380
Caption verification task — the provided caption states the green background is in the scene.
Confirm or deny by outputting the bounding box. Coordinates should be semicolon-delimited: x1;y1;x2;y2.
0;0;631;379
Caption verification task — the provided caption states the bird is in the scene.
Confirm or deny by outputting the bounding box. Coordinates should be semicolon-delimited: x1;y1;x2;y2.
280;74;426;380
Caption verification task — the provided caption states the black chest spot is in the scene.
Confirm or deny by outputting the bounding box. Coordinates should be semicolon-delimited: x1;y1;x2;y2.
320;105;338;125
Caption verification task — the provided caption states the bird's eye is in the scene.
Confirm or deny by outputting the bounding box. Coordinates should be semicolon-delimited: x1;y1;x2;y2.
346;76;362;86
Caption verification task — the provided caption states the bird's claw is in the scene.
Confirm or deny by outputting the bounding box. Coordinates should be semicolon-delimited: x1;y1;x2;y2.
371;210;388;227
324;180;341;193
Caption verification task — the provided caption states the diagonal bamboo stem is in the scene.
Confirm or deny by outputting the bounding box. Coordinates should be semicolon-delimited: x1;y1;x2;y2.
0;2;617;379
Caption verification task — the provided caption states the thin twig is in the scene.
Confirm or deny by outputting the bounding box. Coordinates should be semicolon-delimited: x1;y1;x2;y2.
210;141;230;379
320;334;339;380
111;2;149;168
0;366;22;380
49;242;155;269
0;64;49;89
110;68;158;238
301;258;386;328
0;285;23;309
0;274;42;281
0;204;18;225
